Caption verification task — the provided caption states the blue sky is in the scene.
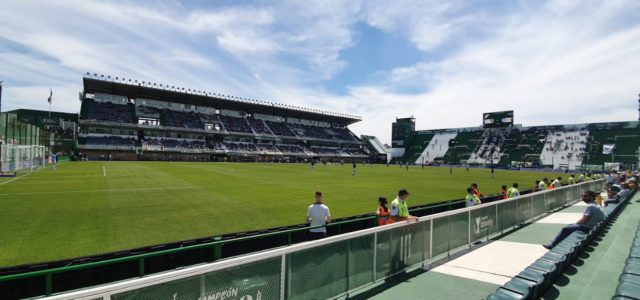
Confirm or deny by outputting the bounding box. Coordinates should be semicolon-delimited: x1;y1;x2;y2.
0;0;638;144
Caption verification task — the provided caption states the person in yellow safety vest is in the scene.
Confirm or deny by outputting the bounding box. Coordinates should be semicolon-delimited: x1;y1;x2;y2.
390;189;417;222
465;187;481;207
585;173;592;181
538;178;547;191
507;183;520;198
568;175;576;185
578;173;585;183
376;197;393;226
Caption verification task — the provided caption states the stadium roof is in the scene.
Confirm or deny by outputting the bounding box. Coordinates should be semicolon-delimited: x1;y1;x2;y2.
82;73;362;125
5;109;78;123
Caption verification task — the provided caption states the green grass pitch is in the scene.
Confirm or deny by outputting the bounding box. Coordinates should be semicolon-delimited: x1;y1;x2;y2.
0;161;557;267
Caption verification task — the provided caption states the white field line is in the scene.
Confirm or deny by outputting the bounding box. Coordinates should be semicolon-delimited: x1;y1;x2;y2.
0;186;204;196
0;172;32;186
103;166;106;177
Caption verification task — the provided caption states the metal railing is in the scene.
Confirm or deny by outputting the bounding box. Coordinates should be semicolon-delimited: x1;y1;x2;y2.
37;180;603;300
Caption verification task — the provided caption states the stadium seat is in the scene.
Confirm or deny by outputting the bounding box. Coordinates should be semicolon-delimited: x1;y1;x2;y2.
485;287;527;300
620;274;640;286
540;251;570;270
516;267;550;294
623;262;640;276
502;277;539;299
529;259;558;280
614;281;640;300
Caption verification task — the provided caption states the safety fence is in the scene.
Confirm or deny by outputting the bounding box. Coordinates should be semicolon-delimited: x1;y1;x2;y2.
37;180;603;300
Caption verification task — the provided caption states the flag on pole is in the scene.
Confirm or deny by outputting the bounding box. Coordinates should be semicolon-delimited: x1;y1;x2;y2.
0;81;3;113
47;88;52;104
602;144;615;155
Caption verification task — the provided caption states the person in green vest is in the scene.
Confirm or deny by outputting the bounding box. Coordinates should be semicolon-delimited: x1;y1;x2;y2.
578;173;585;183
390;189;417;222
465;187;481;207
568;174;576;185
585;173;592;181
507;183;520;198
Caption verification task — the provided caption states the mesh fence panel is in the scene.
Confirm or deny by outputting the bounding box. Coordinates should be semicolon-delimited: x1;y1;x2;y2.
403;222;426;267
448;213;469;250
432;212;470;258
375;222;427;279
288;241;347;300
375;228;402;279
532;193;546;218
347;235;374;291
112;257;281;300
431;216;450;258
515;196;533;224
470;205;498;242
498;200;517;232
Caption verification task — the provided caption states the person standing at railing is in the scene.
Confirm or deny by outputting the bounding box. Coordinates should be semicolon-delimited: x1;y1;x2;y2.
551;176;562;188
376;197;392;225
306;191;331;240
543;190;604;249
500;185;508;200
507;183;520;198
390;189;417;222
568;174;576;185
466;188;481;207
538;179;547;191
471;183;482;198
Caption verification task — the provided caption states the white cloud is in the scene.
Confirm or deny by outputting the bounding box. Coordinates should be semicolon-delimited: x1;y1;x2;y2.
338;0;640;143
0;0;638;146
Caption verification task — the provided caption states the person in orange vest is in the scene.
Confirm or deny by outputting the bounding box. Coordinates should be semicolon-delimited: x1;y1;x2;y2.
376;197;393;225
471;183;482;198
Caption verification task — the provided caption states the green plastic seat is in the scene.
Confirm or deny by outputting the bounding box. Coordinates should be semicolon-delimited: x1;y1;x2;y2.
614;281;640;300
624;262;640;276
485;287;526;300
503;277;539;300
620;274;640;285
541;251;570;270
530;259;558;279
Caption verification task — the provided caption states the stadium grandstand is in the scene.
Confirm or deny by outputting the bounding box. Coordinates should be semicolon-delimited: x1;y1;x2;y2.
391;113;639;171
77;73;372;162
0;76;638;300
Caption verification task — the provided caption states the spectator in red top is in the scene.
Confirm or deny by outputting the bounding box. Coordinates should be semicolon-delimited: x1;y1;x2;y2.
501;185;508;200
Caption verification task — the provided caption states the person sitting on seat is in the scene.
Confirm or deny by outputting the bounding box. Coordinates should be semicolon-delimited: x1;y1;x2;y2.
605;183;630;206
543;191;604;249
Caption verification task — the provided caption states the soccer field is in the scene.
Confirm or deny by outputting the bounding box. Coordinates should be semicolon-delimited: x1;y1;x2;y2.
0;161;556;267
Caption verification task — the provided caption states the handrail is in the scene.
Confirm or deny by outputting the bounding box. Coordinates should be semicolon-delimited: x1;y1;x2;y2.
0;179;604;297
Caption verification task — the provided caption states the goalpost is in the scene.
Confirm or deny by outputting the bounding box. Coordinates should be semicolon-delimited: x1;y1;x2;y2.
0;144;47;172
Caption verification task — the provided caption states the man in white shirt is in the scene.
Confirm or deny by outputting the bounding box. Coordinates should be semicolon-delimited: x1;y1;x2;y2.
306;191;331;240
551;177;562;188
